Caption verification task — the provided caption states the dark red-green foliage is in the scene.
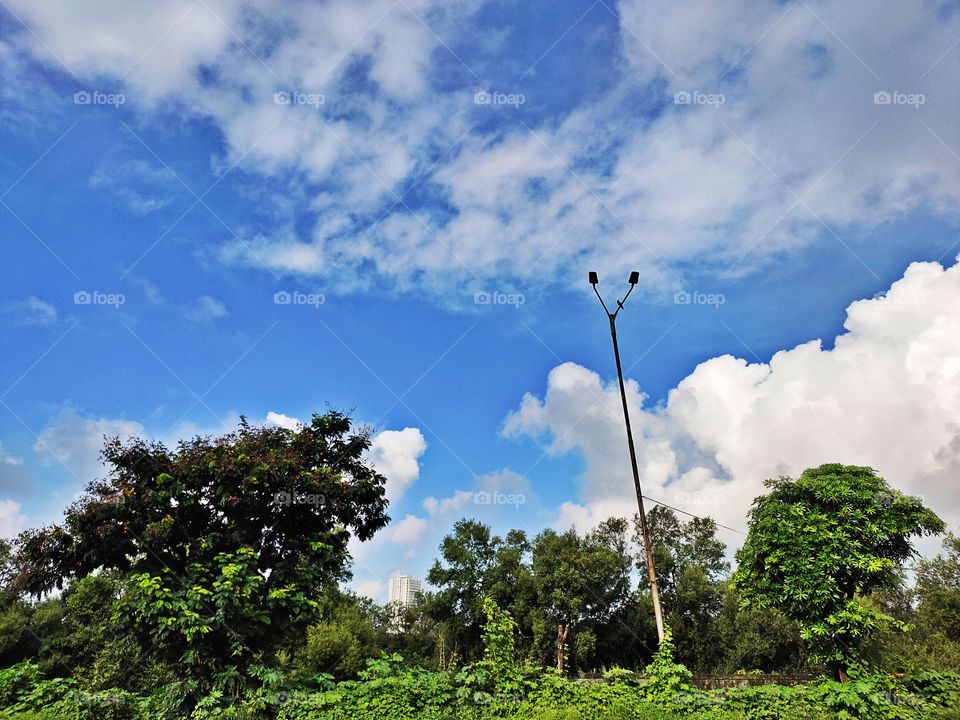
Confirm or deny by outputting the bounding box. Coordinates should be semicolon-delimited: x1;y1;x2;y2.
9;412;390;681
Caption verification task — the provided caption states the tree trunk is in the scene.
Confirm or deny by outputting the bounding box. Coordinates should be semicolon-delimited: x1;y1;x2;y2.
556;623;570;673
830;661;849;683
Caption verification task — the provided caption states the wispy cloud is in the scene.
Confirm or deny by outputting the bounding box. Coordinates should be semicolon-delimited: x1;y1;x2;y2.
2;296;57;325
185;295;229;323
4;0;956;297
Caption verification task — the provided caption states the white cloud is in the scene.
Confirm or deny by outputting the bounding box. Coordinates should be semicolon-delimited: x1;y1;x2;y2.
33;412;146;487
0;442;24;467
350;466;535;592
265;411;301;430
2;297;57;325
391;514;428;546
366;427;427;505
352;578;386;601
0;499;28;539
506;257;960;552
89;157;177;215
185;295;228;323
6;1;957;295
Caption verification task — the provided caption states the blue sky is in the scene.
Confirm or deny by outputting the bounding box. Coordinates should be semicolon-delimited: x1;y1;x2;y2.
1;0;959;600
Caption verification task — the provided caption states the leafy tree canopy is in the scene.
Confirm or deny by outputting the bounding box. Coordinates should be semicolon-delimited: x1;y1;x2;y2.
733;463;944;677
10;411;390;684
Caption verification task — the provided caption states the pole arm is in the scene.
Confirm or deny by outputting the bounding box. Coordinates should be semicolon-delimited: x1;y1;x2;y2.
592;283;612;316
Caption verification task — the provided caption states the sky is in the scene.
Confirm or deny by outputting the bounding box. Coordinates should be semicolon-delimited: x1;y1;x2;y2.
1;0;959;602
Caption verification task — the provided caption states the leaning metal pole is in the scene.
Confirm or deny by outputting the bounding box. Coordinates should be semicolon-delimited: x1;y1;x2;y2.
608;314;665;645
591;274;665;646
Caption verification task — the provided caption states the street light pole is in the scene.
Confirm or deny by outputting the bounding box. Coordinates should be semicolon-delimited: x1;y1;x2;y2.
589;271;665;646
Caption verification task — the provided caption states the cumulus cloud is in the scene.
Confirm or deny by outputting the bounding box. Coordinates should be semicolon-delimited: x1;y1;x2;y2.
265;411;301;430
349;466;535;592
366;428;427;505
506;257;960;551
392;514;429;546
4;1;957;295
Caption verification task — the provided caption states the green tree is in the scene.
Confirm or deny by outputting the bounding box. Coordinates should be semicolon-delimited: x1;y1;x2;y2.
11;411;390;692
531;522;632;673
291;592;384;680
917;532;960;640
717;583;805;673
733;463;944;680
869;531;960;672
426;520;534;662
640;508;729;671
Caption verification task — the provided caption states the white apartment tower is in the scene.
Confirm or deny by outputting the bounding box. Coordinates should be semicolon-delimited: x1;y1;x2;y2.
388;575;421;608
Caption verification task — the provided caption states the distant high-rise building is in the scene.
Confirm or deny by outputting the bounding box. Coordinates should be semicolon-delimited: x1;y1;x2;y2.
388;575;421;608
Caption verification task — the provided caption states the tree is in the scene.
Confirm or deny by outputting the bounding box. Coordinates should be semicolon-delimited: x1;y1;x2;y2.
716;583;804;673
426;520;534;662
640;508;729;671
916;532;960;640
866;531;960;672
426;519;500;661
11;412;390;691
292;592;383;680
531;522;632;672
733;464;944;680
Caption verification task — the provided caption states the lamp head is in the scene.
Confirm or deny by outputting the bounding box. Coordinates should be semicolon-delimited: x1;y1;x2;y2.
628;271;640;285
588;271;599;285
